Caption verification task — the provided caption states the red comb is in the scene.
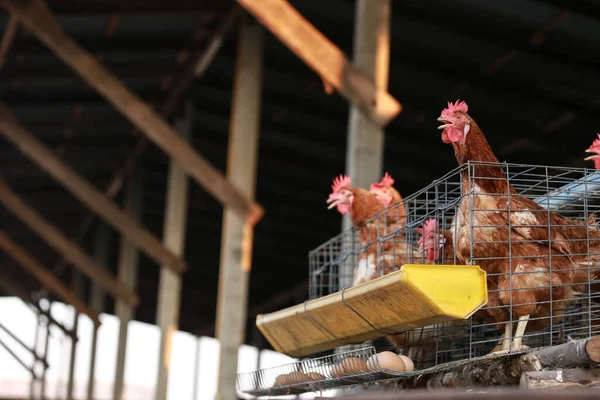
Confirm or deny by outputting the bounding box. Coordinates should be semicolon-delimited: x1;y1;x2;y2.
380;172;394;187
423;218;438;235
440;99;468;119
331;174;351;193
587;133;600;151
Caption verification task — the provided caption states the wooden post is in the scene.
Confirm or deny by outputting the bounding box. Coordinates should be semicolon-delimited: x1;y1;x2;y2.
342;0;391;291
0;106;187;274
154;103;192;400
0;178;138;306
0;0;264;225
215;17;263;400
112;167;144;400
87;223;109;400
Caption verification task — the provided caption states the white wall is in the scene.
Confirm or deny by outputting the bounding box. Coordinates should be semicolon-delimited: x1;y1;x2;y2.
0;297;325;399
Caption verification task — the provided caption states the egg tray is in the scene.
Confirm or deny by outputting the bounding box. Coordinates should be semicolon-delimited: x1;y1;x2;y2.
237;345;532;397
237;346;406;397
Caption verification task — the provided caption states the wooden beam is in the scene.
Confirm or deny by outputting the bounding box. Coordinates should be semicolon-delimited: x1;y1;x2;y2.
161;6;240;117
0;15;18;71
154;102;192;400
0;178;139;306
0;230;101;325
0;106;187;274
215;17;262;400
0;0;264;226
49;8;239;280
236;0;401;127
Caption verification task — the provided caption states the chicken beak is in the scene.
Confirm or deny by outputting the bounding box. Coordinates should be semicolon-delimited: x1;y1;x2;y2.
326;196;339;209
438;123;453;130
584;155;599;161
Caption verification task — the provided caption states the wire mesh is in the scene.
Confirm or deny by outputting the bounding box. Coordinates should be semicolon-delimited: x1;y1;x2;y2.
308;162;600;370
237;346;411;397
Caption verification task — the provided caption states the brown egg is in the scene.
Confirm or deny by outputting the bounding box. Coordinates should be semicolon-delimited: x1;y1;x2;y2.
341;357;368;375
306;372;325;382
273;373;290;387
366;351;405;372
287;371;309;384
398;355;414;372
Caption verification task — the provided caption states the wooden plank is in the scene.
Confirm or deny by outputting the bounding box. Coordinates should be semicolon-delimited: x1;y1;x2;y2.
154;103;192;400
0;178;139;306
0;230;100;325
0;0;264;226
215;18;262;400
0;105;187;274
0;15;18;71
236;0;401;127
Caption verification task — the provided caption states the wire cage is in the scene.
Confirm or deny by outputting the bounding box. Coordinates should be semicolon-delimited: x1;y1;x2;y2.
237;346;415;397
308;161;600;370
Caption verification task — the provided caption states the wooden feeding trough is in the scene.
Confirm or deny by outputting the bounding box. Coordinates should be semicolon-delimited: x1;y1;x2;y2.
256;264;488;357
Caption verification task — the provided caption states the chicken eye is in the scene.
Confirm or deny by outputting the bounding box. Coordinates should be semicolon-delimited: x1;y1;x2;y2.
456;115;461;119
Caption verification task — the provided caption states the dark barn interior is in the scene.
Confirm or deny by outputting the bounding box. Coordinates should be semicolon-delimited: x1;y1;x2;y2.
2;0;600;352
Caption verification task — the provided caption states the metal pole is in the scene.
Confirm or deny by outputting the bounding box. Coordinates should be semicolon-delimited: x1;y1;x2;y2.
66;270;84;400
215;17;263;400
40;301;51;400
112;165;145;400
154;102;193;400
192;336;201;400
87;223;109;400
29;313;41;400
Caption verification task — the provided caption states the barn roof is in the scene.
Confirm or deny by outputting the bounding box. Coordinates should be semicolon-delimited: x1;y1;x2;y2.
1;0;600;345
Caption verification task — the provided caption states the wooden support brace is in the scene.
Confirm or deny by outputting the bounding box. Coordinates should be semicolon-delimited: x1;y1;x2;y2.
0;230;101;325
0;106;187;274
0;271;75;339
0;15;18;71
0;178;139;306
0;0;264;226
236;0;402;127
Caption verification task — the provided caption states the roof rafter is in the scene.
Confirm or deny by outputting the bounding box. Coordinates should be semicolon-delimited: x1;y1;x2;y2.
0;0;264;226
0;178;139;306
236;0;401;127
0;230;101;325
0;106;187;274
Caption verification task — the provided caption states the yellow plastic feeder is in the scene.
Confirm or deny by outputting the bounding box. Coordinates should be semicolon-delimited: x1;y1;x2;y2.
256;264;488;358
